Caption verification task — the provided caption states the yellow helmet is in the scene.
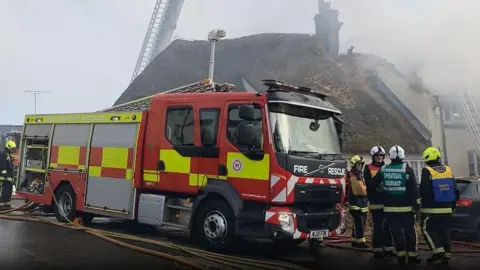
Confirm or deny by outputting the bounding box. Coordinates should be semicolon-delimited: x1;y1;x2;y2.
423;146;441;162
5;140;16;150
350;155;364;167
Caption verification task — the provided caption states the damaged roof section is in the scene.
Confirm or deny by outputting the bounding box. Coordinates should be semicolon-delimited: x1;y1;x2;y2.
116;33;430;153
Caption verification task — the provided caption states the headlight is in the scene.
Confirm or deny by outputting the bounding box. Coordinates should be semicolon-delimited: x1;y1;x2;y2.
278;212;294;234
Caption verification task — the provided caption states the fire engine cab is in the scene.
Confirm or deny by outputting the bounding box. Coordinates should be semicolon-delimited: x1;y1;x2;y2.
16;79;347;251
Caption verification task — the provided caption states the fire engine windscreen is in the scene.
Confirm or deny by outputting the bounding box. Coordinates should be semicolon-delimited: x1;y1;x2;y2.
269;103;341;156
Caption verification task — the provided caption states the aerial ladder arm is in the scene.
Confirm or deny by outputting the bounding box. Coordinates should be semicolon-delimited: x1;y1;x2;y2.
457;88;480;157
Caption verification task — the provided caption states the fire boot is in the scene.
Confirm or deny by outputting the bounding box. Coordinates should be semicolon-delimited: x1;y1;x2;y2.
427;252;447;263
408;256;422;265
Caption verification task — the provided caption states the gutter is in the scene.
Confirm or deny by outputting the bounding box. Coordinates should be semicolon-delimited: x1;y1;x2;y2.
367;73;432;141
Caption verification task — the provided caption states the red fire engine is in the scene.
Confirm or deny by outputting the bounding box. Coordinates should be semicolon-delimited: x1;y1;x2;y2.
16;79;347;251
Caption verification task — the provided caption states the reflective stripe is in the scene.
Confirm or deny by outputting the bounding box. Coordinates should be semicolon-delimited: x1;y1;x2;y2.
445;252;451;258
396;251;407;257
383;246;393;252
433;247;445;254
349;205;369;212
420;208;452;214
226;152;269;180
0;177;13;182
1;170;6;174
357;237;366;243
368;204;384;210
408;252;417;257
25;112;143;124
416;198;421;204
384;206;412;212
374;248;383;252
422;216;437;250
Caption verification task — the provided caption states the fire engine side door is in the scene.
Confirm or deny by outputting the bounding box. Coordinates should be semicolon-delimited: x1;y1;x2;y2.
218;102;270;203
157;102;200;194
197;107;222;188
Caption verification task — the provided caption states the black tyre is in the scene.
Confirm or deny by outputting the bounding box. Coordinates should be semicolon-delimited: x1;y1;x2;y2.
194;199;237;253
53;184;77;223
80;212;95;226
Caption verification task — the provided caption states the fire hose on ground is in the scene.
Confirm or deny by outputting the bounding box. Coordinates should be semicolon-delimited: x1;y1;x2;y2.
1;202;480;269
0;202;308;270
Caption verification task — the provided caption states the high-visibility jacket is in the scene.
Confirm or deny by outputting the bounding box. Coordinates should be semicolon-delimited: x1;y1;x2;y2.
0;149;14;182
419;161;459;214
378;160;420;213
346;169;369;212
365;162;384;210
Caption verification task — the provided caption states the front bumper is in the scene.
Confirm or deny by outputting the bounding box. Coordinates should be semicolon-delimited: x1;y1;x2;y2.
265;204;347;240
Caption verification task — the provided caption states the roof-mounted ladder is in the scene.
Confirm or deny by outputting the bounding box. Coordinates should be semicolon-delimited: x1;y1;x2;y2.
457;88;480;157
99;79;236;112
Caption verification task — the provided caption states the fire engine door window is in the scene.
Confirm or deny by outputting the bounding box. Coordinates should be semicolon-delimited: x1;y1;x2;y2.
165;107;195;146
200;108;220;147
226;104;263;150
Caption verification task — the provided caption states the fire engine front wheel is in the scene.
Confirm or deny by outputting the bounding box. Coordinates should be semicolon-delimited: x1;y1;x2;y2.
54;185;77;223
194;199;237;253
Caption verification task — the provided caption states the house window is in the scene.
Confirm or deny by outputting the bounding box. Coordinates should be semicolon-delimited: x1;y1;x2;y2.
467;150;480;176
406;160;425;184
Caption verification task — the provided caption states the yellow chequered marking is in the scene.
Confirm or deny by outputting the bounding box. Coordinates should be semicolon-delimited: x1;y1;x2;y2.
143;173;158;182
226;152;269;180
88;166;102;177
160;149;190;174
101;147;129;168
58;146;80;165
126;169;133;179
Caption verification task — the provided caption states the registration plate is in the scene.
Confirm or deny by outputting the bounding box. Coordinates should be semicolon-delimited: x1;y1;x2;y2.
309;229;329;239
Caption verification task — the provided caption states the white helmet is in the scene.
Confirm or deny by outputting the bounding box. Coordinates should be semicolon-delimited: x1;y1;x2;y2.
389;145;405;160
370;146;386;157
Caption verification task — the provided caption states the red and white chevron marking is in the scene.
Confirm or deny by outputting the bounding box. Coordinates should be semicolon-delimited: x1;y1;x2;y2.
270;174;347;203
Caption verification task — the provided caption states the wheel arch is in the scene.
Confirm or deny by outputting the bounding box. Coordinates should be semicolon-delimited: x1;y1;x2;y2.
189;179;242;232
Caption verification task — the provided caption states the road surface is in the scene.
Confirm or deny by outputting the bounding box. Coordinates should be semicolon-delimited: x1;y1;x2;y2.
1;211;480;269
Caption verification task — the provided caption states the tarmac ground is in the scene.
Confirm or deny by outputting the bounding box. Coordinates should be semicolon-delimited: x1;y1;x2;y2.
1;200;480;270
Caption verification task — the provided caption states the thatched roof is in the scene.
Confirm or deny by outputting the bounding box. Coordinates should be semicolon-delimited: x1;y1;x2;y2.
116;33;430;153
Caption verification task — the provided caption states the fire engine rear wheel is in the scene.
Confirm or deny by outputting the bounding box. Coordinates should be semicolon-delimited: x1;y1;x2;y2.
195;199;236;253
54;185;77;223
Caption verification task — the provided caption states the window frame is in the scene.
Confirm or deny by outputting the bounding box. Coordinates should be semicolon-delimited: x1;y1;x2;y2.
406;160;425;184
165;106;196;148
467;150;480;177
225;103;265;160
199;107;221;147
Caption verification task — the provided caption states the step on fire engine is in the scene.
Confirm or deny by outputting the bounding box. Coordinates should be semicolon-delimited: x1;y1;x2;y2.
17;79;348;251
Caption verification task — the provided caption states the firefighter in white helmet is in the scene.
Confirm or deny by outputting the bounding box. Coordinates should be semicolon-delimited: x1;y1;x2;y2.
346;155;369;249
374;145;421;264
0;140;16;209
365;145;394;258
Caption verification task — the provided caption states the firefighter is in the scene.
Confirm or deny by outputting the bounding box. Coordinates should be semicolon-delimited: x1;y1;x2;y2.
420;146;458;264
365;146;394;258
375;145;421;264
0;140;16;209
346;155;369;249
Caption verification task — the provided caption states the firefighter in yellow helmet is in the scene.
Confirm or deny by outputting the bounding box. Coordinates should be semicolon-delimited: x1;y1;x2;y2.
420;146;459;264
345;155;369;248
0;140;16;209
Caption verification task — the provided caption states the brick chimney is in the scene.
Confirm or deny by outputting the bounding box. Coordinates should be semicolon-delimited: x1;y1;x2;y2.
314;0;343;57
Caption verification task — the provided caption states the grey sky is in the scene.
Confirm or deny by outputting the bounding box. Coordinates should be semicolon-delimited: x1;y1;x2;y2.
1;0;478;124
